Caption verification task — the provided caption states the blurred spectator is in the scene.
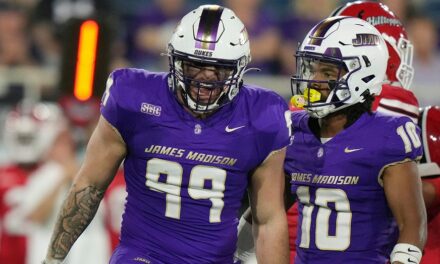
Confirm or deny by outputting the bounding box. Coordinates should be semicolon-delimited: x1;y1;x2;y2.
0;0;38;11
0;164;27;264
407;13;440;106
59;95;100;156
0;128;29;264
103;169;126;251
129;0;187;70
30;21;61;71
224;0;281;74
0;7;35;66
0;101;65;264
277;0;338;75
0;101;111;264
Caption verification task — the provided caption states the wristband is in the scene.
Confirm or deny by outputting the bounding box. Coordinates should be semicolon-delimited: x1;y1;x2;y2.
390;243;422;264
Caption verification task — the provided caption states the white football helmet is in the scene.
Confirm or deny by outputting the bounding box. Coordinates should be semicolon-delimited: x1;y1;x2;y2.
291;16;389;118
3;102;66;164
167;5;251;112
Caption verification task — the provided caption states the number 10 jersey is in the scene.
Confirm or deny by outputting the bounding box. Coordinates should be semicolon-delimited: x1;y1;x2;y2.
285;110;422;263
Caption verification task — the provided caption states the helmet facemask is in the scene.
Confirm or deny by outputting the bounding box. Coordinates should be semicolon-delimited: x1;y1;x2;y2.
167;5;251;114
291;51;360;118
169;50;245;113
395;37;414;89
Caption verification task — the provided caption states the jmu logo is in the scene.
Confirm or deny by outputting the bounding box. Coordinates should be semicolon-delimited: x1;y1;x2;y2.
352;34;380;46
141;103;161;116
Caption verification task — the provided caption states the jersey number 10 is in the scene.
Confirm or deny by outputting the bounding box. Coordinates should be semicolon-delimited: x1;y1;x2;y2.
297;186;352;251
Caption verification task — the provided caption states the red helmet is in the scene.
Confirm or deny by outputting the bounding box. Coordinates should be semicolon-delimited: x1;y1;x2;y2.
3;101;66;164
331;1;414;89
419;106;440;177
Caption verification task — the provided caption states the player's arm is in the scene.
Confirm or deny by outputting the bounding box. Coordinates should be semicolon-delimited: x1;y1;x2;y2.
383;161;427;264
249;148;289;264
43;116;127;264
240;172;293;224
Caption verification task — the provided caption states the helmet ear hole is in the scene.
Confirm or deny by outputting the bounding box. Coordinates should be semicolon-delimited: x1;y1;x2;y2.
362;55;371;67
361;75;375;84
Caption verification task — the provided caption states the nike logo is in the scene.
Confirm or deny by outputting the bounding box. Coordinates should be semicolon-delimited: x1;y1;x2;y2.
225;125;245;133
408;248;419;253
344;147;363;153
407;258;416;263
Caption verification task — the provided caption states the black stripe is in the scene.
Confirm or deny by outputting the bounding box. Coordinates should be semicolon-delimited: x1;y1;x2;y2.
309;17;349;46
199;6;224;42
378;103;419;119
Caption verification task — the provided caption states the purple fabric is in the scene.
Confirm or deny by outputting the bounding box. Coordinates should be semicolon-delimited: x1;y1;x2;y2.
101;68;290;263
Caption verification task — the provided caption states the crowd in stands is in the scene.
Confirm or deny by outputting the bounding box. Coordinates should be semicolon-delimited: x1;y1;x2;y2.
0;0;438;100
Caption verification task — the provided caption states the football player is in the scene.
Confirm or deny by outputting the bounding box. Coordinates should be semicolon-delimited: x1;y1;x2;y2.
285;15;426;264
237;2;428;264
281;2;421;263
43;5;291;264
0;102;73;264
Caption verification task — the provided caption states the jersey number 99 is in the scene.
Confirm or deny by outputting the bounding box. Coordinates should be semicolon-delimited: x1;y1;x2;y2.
145;158;226;223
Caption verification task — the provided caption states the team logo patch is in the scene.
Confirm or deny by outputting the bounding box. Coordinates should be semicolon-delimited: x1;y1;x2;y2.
133;257;151;263
344;147;363;153
194;49;213;57
194;124;202;134
141;103;161;116
352;34;380;46
366;16;402;27
317;147;324;158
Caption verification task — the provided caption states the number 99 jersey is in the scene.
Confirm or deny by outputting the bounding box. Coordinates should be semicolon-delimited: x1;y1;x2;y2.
101;69;290;264
284;111;422;263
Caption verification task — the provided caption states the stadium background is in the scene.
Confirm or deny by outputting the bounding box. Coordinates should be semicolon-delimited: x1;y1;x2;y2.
0;0;439;263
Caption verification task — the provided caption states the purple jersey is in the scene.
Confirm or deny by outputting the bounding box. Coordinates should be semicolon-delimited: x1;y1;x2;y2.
285;111;422;264
101;68;290;264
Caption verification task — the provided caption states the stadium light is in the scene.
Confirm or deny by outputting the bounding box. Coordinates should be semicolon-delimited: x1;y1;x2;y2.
74;20;99;101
